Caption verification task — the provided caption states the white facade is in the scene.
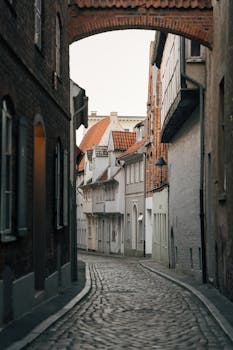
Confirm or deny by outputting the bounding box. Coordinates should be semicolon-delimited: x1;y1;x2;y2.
87;112;145;133
159;33;206;280
145;197;152;255
152;186;169;265
160;35;181;127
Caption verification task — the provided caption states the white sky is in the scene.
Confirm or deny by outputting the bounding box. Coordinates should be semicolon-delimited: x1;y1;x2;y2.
69;29;155;117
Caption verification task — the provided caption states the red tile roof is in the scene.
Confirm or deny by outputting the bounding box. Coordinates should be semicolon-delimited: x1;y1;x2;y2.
118;138;145;159
75;0;212;9
79;117;110;153
112;131;136;151
78;117;110;171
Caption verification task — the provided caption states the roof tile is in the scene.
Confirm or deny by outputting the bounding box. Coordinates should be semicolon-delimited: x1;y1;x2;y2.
112;131;136;151
76;0;212;9
118;138;145;158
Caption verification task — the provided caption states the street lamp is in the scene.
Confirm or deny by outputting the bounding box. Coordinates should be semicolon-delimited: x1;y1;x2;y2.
155;156;167;185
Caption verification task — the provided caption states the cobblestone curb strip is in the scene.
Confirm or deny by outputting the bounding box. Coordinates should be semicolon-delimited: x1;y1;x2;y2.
6;263;91;350
139;261;233;344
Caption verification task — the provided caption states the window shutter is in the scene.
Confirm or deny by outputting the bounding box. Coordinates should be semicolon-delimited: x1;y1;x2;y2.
17;116;28;236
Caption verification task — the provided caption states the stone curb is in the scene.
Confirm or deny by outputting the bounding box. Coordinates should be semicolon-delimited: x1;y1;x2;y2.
139;261;233;344
6;263;91;350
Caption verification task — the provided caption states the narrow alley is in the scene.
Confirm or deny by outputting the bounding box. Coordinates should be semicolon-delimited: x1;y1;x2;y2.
26;254;232;350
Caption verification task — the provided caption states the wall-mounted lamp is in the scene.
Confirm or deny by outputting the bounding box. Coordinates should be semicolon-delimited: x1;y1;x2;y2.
155;156;167;185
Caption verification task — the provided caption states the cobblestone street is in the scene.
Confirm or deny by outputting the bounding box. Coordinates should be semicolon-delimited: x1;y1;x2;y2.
26;254;233;350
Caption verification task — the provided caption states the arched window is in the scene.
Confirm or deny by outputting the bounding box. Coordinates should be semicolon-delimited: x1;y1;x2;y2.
34;0;42;49
55;14;61;77
0;100;13;237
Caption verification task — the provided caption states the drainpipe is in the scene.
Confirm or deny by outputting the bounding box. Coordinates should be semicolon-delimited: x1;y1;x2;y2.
180;37;207;283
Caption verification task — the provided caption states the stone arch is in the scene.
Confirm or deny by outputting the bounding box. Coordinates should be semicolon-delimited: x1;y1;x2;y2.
68;1;213;48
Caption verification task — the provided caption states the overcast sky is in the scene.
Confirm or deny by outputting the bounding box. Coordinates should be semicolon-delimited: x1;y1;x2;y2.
69;29;155;117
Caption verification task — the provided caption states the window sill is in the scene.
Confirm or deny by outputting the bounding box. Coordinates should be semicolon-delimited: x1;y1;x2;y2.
218;192;227;202
1;235;17;243
186;58;205;63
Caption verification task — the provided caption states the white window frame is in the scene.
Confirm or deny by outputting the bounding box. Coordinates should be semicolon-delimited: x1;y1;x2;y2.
186;39;205;61
130;163;134;183
34;0;42;49
0;101;13;237
126;165;130;184
139;160;144;182
56;14;61;77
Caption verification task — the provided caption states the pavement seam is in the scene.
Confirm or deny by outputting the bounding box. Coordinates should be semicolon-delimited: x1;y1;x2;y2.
6;263;92;350
139;261;233;344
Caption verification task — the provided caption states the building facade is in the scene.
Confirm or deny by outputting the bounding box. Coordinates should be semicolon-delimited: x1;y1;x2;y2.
0;0;70;324
156;32;206;280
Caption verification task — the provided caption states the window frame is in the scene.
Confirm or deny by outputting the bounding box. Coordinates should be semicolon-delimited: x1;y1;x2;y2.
55;141;62;230
0;100;13;238
55;14;62;77
34;0;42;50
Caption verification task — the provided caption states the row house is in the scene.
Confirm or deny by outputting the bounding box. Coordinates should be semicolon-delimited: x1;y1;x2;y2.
118;123;146;257
0;0;70;324
147;32;207;281
77;114;146;256
76;113;124;251
145;37;169;261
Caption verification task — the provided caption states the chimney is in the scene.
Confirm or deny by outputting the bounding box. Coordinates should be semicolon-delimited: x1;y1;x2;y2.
110;111;118;123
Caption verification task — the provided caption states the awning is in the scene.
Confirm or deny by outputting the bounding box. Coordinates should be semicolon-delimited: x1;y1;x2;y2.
138;214;143;222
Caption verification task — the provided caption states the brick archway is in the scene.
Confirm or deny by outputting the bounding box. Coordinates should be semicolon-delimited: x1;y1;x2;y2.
69;0;213;48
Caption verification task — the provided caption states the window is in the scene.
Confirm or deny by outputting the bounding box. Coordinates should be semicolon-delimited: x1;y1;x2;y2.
34;0;42;49
126;165;130;184
55;142;62;229
63;150;68;226
190;40;201;57
135;162;139;183
0;100;13;238
139;160;144;182
130;164;134;183
55;15;61;77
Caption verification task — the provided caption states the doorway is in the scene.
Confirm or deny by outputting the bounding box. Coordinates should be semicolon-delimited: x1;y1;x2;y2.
33;122;46;290
132;205;137;250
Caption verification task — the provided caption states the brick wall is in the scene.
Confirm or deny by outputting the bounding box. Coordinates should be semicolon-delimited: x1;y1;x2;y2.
0;0;70;280
146;55;168;197
69;5;213;48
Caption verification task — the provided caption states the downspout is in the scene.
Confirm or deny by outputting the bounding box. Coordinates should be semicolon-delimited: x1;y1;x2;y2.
180;37;207;283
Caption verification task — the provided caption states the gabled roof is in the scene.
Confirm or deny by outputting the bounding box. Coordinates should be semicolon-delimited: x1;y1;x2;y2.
78;117;110;171
118;138;145;159
79;117;110;152
112;131;136;151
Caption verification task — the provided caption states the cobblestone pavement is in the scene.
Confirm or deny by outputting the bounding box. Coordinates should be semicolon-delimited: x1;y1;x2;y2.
26;254;233;350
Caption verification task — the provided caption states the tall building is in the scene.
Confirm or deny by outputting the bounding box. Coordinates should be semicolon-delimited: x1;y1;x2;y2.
0;1;70;324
